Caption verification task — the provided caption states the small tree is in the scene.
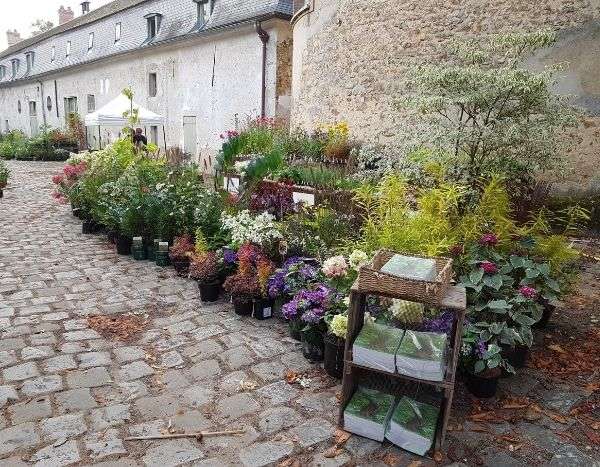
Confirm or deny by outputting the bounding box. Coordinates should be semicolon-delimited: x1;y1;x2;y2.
31;19;54;36
400;30;578;188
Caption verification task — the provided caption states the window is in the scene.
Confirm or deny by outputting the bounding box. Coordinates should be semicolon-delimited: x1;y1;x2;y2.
194;0;213;26
150;125;158;144
29;101;37;116
51;45;56;62
87;94;96;112
88;32;94;51
66;41;71;57
115;22;121;42
47;96;52;111
11;59;19;78
4;120;8;133
17;100;21;113
64;97;78;123
25;52;34;71
145;14;162;41
0;66;5;80
148;72;157;97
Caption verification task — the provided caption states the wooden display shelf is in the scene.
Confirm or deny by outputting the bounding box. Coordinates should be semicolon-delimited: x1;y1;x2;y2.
338;282;467;454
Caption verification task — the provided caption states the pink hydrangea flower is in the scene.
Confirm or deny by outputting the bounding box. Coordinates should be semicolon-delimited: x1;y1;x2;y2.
519;286;537;299
52;174;65;185
480;261;498;274
479;233;498;247
322;255;348;278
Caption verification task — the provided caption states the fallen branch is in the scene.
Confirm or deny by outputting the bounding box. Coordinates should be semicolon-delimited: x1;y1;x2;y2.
125;429;246;442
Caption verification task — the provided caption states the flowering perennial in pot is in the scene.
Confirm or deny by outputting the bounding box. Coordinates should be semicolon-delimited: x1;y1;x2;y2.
267;257;320;299
221;210;282;248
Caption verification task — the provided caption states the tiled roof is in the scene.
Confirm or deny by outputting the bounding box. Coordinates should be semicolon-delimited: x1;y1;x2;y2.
0;0;293;61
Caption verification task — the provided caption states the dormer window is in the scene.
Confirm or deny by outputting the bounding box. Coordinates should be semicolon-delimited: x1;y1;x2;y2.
66;41;71;57
194;0;214;27
0;66;6;80
145;14;162;41
11;59;19;78
115;22;122;43
25;52;35;71
88;32;94;51
51;45;56;62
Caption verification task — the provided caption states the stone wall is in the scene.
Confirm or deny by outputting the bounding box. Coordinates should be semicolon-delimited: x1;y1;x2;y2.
291;0;600;190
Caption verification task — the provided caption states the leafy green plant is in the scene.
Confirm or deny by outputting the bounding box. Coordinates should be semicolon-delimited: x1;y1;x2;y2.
0;160;9;187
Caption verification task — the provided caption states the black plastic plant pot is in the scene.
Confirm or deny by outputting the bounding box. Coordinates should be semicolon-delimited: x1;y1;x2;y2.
82;220;96;234
132;246;147;261
155;251;170;267
301;332;325;362
502;344;529;371
273;297;288;321
465;372;499;398
324;335;345;379
233;299;253;316
199;282;220;302
289;319;303;341
107;231;117;244
147;245;156;261
171;259;190;276
533;302;554;329
116;234;132;255
253;298;274;320
0;189;3;198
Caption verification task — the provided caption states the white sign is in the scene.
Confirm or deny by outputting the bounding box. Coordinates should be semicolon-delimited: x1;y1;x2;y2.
293;191;315;206
223;176;240;194
263;307;272;318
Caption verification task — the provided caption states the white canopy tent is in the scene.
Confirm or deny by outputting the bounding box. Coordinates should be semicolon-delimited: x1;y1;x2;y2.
84;94;167;151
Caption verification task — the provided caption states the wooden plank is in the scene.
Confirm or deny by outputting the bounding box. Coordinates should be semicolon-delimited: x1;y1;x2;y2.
347;361;455;389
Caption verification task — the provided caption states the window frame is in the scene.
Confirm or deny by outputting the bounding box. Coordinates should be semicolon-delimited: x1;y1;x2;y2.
25;52;35;72
115;22;122;43
66;41;71;57
11;59;19;78
144;13;162;41
51;45;56;62
148;72;158;97
88;32;94;51
87;94;96;113
194;0;214;27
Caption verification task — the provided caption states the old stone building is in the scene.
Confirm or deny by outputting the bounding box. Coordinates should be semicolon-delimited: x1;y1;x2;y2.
291;0;600;191
0;0;293;164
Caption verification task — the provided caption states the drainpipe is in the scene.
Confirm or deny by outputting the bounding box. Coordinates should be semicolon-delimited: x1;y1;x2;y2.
38;80;47;128
255;21;269;119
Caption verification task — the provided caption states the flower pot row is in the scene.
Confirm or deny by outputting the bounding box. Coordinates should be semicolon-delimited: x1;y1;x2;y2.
231;298;274;320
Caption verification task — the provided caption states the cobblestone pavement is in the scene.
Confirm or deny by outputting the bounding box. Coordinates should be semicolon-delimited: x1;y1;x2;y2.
1;161;599;467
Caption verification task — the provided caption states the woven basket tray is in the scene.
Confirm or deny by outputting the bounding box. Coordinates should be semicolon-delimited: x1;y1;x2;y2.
356;250;453;306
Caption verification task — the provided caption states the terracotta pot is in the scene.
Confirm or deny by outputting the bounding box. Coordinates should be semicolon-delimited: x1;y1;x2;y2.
199;282;220;302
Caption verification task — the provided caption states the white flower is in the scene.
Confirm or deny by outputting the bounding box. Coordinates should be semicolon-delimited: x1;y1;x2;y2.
221;210;282;248
322;255;348;278
349;249;369;269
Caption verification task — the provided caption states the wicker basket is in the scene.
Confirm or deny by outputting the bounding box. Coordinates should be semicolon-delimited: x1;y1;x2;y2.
356;250;453;306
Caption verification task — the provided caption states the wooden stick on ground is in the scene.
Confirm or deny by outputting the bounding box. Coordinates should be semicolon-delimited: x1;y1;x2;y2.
125;429;246;442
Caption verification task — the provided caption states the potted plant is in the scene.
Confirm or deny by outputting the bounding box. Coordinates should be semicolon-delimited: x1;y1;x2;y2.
0;160;9;198
223;272;260;315
254;259;275;320
189;251;222;302
461;335;507;398
169;234;195;275
324;313;348;378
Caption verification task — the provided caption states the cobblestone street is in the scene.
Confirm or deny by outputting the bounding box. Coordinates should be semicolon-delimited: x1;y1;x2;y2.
1;162;599;467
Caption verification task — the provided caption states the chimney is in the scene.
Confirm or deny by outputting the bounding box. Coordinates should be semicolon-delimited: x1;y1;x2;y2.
6;29;22;47
81;2;91;15
58;6;75;25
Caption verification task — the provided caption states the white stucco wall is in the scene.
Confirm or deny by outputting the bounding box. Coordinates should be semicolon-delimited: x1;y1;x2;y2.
0;20;287;168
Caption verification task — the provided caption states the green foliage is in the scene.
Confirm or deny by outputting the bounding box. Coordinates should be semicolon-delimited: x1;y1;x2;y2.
273;164;359;191
400;30;578;189
0;160;9;187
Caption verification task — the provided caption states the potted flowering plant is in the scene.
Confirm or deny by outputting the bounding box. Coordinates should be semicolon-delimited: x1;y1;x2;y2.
254;259;276;320
223;243;263;315
267;257;321;319
324;313;348;378
189;251;223;302
0;160;9;197
460;332;507;398
169;234;195;275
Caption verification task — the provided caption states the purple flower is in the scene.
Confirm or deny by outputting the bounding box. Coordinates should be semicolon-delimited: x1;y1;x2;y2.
519;286;537;299
421;310;454;334
282;298;299;320
475;340;487;358
223;248;237;264
300;265;317;279
479;233;499;247
302;307;325;324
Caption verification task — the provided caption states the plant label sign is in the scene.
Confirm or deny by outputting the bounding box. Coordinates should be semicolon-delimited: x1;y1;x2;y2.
293;191;315;206
223;176;240;194
263;307;272;318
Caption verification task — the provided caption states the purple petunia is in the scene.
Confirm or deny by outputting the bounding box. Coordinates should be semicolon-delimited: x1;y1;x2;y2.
475;339;487;358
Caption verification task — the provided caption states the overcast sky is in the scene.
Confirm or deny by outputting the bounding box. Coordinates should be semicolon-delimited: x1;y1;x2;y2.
0;0;113;51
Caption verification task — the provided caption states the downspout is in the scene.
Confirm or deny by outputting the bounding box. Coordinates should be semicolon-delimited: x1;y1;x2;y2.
255;21;269;119
38;80;47;128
